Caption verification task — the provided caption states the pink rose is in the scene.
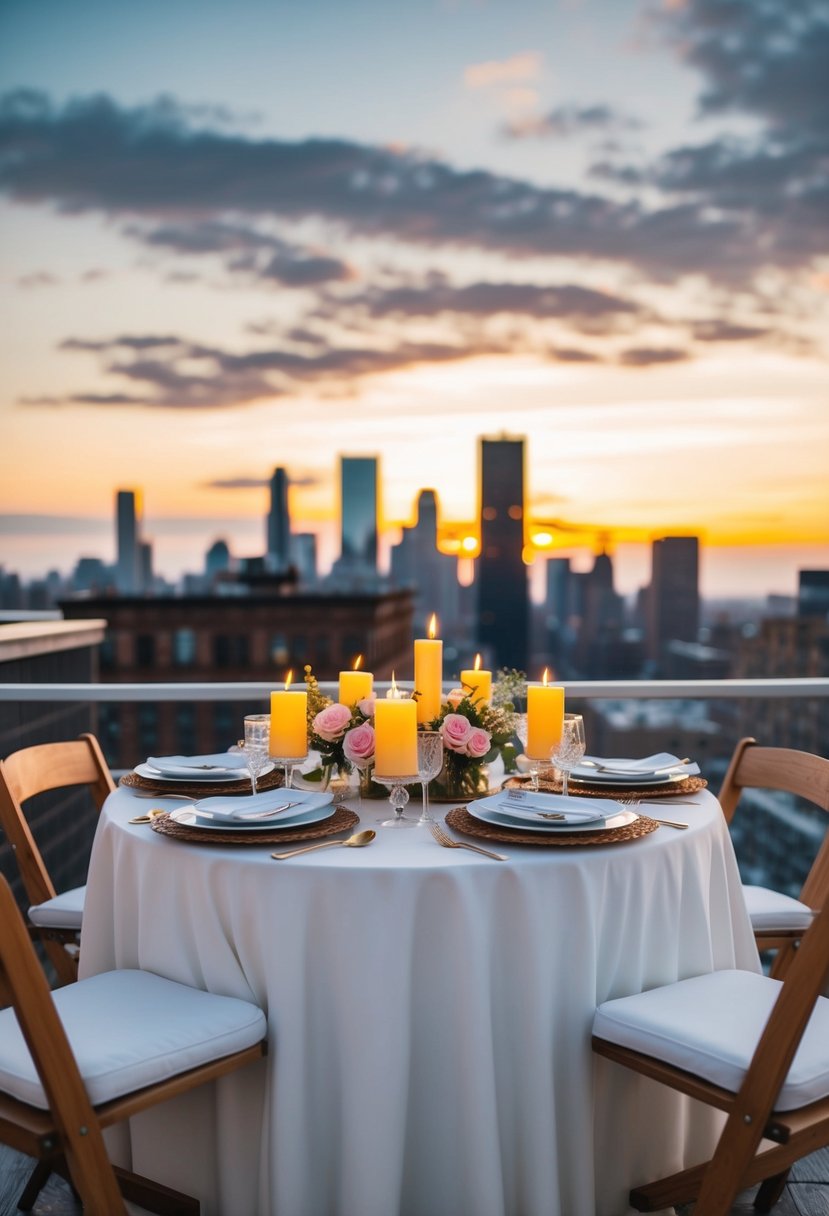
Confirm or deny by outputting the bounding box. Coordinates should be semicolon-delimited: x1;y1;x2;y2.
343;722;375;765
445;687;465;709
465;727;491;759
440;713;473;752
313;703;352;742
357;695;377;719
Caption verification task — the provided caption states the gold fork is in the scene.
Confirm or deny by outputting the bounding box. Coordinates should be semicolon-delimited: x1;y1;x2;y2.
616;798;688;830
429;819;507;861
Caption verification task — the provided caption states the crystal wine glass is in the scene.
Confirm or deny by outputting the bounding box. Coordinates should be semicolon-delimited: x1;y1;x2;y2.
416;731;443;824
514;714;540;791
550;713;586;797
243;714;271;796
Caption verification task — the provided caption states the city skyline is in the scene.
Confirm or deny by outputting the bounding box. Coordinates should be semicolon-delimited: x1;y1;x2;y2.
1;1;827;597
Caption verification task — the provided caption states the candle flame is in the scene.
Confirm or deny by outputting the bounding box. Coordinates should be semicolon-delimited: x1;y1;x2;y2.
390;670;398;695
428;613;438;639
284;669;293;690
474;652;482;672
542;667;549;687
353;654;363;671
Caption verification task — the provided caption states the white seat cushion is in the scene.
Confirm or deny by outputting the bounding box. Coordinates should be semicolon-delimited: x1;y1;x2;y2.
742;884;815;933
0;970;267;1110
593;969;829;1112
28;885;86;930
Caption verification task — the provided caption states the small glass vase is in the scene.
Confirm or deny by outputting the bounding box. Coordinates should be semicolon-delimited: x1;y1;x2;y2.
428;757;490;803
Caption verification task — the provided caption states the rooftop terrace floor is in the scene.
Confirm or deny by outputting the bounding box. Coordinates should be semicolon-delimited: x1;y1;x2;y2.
1;1144;827;1215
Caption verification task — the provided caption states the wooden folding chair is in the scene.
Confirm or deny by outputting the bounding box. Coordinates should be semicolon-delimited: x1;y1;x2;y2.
0;873;267;1215
592;887;829;1215
0;733;115;986
719;738;829;978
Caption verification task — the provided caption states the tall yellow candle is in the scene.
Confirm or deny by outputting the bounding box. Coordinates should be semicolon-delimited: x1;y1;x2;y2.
414;613;443;724
374;698;418;776
460;653;492;704
339;655;373;706
526;670;565;759
269;671;308;758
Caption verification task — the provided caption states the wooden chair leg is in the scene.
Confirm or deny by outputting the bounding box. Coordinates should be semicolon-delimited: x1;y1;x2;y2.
17;1159;53;1210
115;1166;200;1215
754;1168;791;1212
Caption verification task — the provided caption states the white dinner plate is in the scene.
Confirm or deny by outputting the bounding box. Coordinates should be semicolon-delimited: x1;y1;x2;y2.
570;754;699;787
468;801;639;835
134;761;274;783
171;799;335;832
471;790;620;826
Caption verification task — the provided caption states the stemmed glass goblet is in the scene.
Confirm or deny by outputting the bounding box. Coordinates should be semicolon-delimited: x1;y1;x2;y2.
550;713;586;798
514;714;540;791
416;731;443;824
243;714;271;796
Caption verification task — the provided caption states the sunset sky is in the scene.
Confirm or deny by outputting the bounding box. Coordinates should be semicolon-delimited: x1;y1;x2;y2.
1;0;827;596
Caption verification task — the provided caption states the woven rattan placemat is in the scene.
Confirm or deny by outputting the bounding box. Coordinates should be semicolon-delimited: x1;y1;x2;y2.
504;775;707;800
148;804;359;846
121;768;285;799
445;806;659;847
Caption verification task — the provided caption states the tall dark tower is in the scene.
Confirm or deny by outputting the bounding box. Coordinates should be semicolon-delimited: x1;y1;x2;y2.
340;456;378;572
477;436;528;670
115;489;142;594
648;536;700;666
267;467;291;571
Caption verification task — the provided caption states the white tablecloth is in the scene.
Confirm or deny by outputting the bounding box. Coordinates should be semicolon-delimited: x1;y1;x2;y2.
80;787;759;1216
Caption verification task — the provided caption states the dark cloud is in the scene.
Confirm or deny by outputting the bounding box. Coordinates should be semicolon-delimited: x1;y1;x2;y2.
26;329;513;410
17;271;60;288
550;346;602;363
260;250;355;286
693;320;770;342
617;346;690;367
504;103;642;141
330;276;642;328
206;472;322;489
0;87;780;281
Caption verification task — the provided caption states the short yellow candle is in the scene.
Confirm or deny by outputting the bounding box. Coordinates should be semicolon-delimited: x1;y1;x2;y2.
374;698;418;776
339;669;373;706
269;674;308;758
461;653;492;705
414;613;443;724
526;671;564;759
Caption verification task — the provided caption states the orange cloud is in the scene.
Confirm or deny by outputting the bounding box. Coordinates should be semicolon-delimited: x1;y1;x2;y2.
463;51;542;90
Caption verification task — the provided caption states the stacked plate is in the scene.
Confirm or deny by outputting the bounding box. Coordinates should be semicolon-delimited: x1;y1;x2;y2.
168;787;335;833
568;752;699;790
135;753;275;783
468;788;637;834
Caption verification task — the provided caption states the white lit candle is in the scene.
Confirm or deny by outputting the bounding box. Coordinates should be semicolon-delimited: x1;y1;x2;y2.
414;613;443;724
269;670;308;758
526;669;564;759
339;654;373;707
460;653;492;705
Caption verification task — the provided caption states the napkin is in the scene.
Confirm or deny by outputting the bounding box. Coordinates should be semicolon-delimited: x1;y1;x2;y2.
575;753;699;776
479;789;620;825
146;752;248;776
193;787;331;822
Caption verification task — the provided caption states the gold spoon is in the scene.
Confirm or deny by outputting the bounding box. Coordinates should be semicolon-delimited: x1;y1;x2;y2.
128;809;168;824
271;829;376;860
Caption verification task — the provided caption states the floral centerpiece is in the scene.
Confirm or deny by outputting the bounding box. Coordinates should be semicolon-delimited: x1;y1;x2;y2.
422;669;522;801
302;665;378;792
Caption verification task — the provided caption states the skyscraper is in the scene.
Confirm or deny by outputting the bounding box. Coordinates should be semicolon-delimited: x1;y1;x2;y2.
477;436;528;670
115;489;142;594
648;536;700;665
340;456;378;572
389;488;460;641
267;467;291;571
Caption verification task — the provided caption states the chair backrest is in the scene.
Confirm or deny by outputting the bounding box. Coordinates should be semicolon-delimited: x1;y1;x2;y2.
0;873;126;1213
718;738;829;908
0;733;115;910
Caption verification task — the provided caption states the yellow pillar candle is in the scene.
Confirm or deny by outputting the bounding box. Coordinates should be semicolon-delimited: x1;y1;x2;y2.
526;670;565;759
414;613;443;724
374;698;418;776
461;653;492;705
269;673;308;758
339;668;373;706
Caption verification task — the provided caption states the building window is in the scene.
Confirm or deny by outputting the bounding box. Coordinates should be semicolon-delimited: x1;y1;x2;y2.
214;635;248;668
136;634;155;668
270;634;289;667
482;507;497;521
175;704;197;755
137;704;159;756
173;628;197;667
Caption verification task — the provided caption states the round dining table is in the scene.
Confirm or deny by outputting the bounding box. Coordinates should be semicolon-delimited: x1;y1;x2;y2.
79;784;759;1216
